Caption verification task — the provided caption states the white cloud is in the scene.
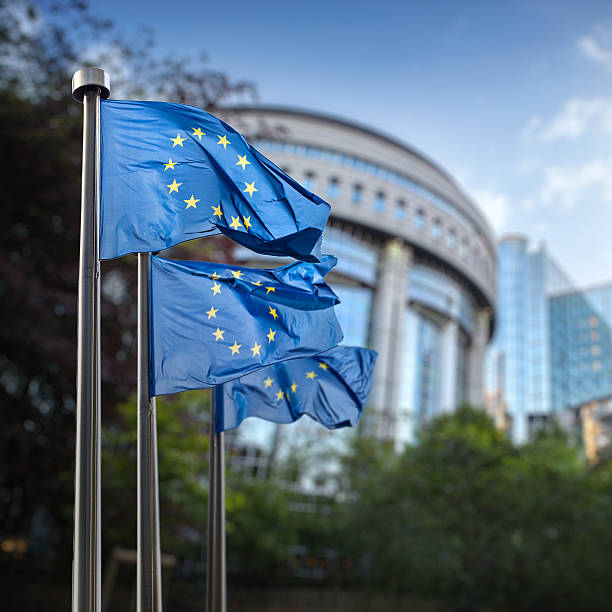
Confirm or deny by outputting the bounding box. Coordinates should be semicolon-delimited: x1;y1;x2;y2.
539;157;612;209
521;197;536;211
538;98;606;141
519;115;542;141
520;97;612;143
578;31;612;73
472;189;511;233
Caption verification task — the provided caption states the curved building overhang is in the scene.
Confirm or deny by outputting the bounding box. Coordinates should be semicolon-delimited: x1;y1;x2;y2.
219;105;497;316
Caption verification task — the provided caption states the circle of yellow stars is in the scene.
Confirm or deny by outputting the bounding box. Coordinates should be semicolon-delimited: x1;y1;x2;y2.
159;128;320;377
162;127;259;226
266;361;328;403
202;266;281;362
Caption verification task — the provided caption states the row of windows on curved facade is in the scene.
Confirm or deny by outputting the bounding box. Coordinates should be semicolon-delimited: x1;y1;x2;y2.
257;139;493;283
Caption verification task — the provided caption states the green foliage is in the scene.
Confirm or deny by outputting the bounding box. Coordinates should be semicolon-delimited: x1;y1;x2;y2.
337;405;612;612
102;391;211;557
101;402;612;611
227;479;301;582
0;0;256;580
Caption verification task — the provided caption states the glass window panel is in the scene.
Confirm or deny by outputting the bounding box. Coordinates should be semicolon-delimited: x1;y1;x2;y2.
415;209;425;230
327;177;339;198
396;199;406;220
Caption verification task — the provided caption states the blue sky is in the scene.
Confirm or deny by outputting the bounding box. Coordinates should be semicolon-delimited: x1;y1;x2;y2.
82;0;612;287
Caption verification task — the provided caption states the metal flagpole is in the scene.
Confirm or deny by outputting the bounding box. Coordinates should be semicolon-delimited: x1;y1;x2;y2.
137;253;163;612
71;67;110;612
206;388;227;612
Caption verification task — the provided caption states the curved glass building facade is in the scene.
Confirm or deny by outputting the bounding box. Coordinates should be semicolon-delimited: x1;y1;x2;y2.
222;107;497;449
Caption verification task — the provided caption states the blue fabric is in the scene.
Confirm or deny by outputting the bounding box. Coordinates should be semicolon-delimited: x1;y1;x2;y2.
100;100;330;261
150;254;343;396
214;345;377;432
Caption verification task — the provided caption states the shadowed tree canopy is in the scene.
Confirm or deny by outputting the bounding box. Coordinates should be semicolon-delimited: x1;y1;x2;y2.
0;0;256;570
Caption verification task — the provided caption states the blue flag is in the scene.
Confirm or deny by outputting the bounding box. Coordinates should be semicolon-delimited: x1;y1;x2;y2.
100;100;330;261
214;345;377;432
150;254;343;396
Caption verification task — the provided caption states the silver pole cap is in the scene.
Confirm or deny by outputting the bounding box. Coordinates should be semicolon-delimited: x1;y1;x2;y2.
72;67;111;102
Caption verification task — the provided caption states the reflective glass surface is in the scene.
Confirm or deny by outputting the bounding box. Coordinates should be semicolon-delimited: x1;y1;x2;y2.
409;264;475;334
332;284;373;347
321;226;378;285
396;200;406;220
432;219;442;240
485;240;574;441
397;309;442;443
303;171;314;191
327;177;339;198
550;287;612;413
414;209;425;231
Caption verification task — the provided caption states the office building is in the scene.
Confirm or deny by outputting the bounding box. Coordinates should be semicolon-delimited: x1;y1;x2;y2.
217;106;497;470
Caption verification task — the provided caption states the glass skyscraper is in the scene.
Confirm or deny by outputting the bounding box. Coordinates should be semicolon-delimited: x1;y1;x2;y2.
485;235;612;442
551;285;612;414
485;236;573;441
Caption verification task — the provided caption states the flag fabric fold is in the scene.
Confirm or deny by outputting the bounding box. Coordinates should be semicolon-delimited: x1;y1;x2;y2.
149;254;343;396
100;100;330;261
214;345;377;433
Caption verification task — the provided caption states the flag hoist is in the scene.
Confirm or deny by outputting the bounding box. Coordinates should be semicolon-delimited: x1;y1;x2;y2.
71;67;110;612
137;253;163;612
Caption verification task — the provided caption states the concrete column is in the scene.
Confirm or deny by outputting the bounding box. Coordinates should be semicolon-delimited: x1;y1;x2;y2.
439;318;459;413
368;238;412;439
467;308;491;408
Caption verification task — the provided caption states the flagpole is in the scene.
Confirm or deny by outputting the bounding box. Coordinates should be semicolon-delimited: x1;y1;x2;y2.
137;252;163;612
206;388;227;612
71;67;110;612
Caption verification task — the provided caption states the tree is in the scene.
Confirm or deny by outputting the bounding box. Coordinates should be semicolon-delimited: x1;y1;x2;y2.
0;1;256;604
336;406;612;612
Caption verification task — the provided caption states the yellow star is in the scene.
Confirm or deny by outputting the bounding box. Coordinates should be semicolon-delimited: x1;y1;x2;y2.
236;154;251;170
318;362;328;370
229;341;241;355
206;306;218;319
267;329;276;343
212;328;224;341
264;377;274;388
184;194;200;209
251;280;262;286
211;204;223;218
306;371;317;380
285;391;290;400
291;382;298;393
250;342;262;357
192;127;205;140
167;179;182;194
211;282;221;296
164;158;177;171
243;216;252;230
171;133;186;147
211;271;220;279
276;390;285;401
243;181;258;197
269;306;278;320
265;286;275;294
231;269;244;279
217;134;230;149
229;216;243;230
